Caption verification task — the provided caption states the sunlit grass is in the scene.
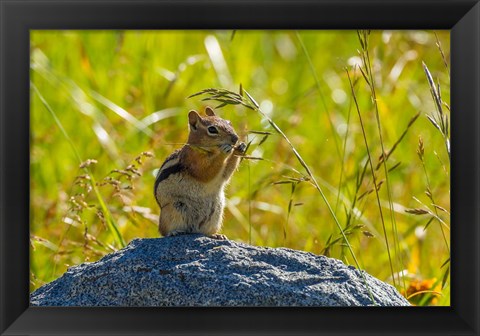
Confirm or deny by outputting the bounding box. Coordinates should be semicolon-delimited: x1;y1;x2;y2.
30;30;450;305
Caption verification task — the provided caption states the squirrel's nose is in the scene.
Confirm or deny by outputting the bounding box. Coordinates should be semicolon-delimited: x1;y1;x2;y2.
231;134;238;144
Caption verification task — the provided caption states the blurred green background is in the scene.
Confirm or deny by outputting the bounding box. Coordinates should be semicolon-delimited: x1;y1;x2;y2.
30;30;450;306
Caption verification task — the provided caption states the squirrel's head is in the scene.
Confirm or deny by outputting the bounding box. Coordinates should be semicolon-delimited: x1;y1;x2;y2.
187;107;239;148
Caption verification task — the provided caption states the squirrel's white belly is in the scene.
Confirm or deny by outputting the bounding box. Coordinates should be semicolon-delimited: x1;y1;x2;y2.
156;172;226;235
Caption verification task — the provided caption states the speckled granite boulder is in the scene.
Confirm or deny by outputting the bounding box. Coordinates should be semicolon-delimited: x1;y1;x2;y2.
30;235;409;306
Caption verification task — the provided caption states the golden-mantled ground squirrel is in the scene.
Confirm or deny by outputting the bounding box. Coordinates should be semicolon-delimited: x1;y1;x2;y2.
154;106;246;239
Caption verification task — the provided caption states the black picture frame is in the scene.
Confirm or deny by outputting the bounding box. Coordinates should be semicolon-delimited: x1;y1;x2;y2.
1;0;479;335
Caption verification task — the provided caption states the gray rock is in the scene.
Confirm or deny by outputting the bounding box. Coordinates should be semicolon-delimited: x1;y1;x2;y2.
30;235;409;306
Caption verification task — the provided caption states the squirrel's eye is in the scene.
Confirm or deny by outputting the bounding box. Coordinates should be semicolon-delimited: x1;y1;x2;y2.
207;126;219;135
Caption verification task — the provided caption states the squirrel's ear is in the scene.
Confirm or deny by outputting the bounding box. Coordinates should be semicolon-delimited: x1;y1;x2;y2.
205;106;216;116
188;110;200;130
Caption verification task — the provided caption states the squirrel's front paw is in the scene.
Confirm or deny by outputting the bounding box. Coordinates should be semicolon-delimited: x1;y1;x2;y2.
235;142;247;154
219;143;234;154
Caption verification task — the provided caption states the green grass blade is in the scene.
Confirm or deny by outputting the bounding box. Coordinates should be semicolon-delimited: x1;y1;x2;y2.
32;83;126;248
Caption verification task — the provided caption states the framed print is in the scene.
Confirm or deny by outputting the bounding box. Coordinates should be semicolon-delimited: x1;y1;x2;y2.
1;0;479;335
